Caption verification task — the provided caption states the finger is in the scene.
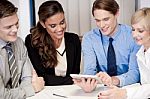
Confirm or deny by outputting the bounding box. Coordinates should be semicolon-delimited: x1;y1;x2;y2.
73;79;80;84
96;72;104;77
100;90;111;96
91;79;97;88
86;78;92;84
32;69;38;77
81;78;86;84
98;94;109;99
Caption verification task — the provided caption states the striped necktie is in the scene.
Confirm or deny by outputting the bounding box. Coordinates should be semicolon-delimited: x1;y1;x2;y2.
4;43;19;88
107;38;117;76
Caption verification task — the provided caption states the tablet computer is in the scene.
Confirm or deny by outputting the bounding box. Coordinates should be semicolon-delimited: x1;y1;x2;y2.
70;74;102;83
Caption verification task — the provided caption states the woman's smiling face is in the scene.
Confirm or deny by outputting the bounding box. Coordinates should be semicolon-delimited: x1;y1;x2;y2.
40;12;66;41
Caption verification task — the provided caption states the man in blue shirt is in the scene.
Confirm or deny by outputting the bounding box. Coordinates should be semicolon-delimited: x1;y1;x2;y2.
73;0;140;92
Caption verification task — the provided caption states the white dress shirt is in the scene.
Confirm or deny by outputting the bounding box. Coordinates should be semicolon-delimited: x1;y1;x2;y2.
55;37;67;77
126;46;150;99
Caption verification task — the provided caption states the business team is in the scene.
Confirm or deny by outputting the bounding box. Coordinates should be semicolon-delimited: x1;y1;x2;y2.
0;0;150;99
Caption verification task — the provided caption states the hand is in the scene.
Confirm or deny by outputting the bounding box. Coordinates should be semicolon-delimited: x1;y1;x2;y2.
98;86;127;99
96;72;112;86
73;77;97;93
96;72;120;86
32;69;45;93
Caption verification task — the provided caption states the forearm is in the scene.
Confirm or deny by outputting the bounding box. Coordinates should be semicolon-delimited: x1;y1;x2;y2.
117;70;140;86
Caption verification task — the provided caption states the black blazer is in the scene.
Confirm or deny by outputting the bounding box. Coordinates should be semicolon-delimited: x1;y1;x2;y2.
25;32;81;85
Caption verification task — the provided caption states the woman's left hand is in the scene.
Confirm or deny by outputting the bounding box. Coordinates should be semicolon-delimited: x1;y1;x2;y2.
97;86;127;99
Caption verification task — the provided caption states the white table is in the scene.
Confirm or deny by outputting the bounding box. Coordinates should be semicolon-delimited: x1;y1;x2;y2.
27;84;106;99
27;83;141;99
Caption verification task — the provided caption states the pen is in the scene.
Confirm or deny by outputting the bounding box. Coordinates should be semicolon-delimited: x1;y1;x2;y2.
53;93;68;98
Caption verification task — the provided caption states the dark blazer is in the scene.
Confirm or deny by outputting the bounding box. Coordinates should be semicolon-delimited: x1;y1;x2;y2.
25;32;81;86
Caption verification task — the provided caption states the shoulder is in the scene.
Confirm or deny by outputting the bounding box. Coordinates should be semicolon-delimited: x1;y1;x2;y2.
65;32;79;38
118;24;133;39
84;28;99;37
64;32;80;41
82;28;101;42
25;34;32;41
15;37;24;45
13;37;26;52
119;24;132;34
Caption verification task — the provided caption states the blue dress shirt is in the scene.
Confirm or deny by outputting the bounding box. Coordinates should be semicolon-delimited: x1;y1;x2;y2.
82;24;140;86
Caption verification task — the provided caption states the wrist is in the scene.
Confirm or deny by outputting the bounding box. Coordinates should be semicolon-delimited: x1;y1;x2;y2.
111;76;120;86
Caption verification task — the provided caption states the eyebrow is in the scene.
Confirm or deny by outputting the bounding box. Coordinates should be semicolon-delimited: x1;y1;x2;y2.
95;17;110;21
4;21;19;28
48;18;65;26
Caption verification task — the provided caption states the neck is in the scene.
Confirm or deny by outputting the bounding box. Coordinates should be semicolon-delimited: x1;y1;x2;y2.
144;44;150;52
54;38;62;48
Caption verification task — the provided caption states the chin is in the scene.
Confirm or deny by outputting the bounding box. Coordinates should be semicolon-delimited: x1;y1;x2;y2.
57;35;64;39
136;41;142;46
9;37;17;42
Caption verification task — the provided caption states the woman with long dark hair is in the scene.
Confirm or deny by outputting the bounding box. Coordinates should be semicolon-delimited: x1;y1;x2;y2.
25;0;81;85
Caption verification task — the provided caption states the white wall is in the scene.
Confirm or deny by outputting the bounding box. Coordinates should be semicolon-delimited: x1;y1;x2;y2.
138;0;150;9
10;0;136;40
9;0;30;41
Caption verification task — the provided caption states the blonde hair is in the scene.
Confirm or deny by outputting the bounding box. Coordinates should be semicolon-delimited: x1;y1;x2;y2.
131;7;150;31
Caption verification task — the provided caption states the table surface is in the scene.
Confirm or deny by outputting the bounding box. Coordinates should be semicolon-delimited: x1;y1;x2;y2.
27;83;140;99
27;84;107;99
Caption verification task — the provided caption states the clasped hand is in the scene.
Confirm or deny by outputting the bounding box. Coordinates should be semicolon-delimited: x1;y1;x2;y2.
32;70;45;93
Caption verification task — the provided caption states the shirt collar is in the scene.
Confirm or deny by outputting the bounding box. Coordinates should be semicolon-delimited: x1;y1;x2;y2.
56;37;65;54
0;39;7;49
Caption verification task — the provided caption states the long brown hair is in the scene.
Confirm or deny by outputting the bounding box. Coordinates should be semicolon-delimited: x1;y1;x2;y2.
30;1;64;68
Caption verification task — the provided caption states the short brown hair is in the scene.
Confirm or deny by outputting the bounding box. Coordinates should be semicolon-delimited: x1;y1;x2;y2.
92;0;119;16
0;0;18;18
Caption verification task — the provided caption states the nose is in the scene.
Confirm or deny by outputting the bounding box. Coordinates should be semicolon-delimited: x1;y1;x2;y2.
56;25;63;31
11;25;18;32
132;30;138;38
99;21;105;28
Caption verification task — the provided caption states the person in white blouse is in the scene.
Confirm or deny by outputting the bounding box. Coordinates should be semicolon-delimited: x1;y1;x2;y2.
98;7;150;99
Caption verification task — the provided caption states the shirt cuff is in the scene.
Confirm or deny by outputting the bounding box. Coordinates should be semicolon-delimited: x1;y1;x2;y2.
22;84;35;98
116;75;125;87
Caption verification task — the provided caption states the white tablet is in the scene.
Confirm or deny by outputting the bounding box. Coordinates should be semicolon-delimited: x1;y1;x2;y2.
70;74;102;83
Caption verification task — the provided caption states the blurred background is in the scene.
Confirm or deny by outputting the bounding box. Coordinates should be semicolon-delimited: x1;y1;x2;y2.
9;0;150;40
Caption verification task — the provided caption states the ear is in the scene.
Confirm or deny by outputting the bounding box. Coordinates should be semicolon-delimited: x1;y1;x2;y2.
115;9;119;17
40;21;46;28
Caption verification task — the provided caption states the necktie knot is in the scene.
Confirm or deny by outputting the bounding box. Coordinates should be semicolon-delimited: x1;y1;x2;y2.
109;37;113;43
4;43;13;55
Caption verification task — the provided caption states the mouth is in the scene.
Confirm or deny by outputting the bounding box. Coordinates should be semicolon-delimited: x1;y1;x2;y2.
9;32;17;36
56;30;64;35
135;38;142;42
101;27;108;33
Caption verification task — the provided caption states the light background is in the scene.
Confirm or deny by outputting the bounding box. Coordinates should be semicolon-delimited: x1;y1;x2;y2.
9;0;150;40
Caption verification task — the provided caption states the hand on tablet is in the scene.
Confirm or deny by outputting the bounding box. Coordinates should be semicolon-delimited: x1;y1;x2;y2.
96;72;113;86
71;74;99;93
73;77;98;93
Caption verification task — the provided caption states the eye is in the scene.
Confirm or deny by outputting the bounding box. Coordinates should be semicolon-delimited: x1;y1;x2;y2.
5;26;12;29
95;19;100;23
103;17;109;21
138;30;144;33
50;24;56;28
132;28;135;31
60;19;65;25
